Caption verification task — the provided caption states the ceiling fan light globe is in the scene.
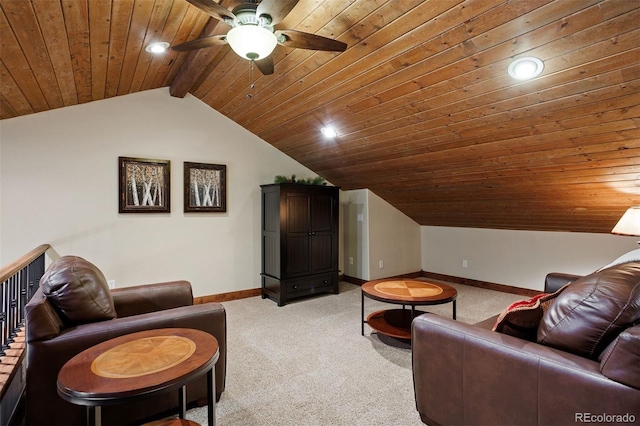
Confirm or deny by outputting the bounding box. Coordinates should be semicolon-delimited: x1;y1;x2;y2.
227;25;277;61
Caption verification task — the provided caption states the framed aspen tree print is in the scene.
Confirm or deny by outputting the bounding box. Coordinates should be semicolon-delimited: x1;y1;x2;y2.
184;162;227;213
119;157;171;213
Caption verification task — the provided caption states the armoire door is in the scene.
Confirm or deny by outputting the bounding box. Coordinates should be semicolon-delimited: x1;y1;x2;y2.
310;193;336;274
285;192;311;276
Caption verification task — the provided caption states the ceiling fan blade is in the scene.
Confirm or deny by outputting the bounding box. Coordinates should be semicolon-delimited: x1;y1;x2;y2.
185;0;235;23
256;0;299;25
254;56;274;75
171;34;227;52
276;30;347;52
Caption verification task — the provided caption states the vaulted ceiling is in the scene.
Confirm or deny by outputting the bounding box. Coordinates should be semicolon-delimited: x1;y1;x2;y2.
1;0;639;233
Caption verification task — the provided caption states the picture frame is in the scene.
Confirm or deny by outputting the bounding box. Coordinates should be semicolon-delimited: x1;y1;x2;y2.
119;157;171;213
184;162;227;213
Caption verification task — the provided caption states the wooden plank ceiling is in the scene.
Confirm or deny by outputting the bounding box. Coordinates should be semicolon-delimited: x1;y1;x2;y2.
1;0;639;233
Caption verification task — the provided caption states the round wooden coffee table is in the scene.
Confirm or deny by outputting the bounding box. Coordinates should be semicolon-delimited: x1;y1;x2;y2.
57;328;219;426
361;278;457;340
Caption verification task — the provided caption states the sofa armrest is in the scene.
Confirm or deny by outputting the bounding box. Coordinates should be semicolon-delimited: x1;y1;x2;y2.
544;272;581;293
111;280;193;317
412;314;639;426
26;302;226;426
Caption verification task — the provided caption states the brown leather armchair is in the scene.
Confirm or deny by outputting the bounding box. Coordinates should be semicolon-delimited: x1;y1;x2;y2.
412;263;640;426
25;256;227;426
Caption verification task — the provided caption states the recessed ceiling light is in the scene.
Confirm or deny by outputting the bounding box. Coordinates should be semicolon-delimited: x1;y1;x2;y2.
145;42;170;54
321;127;337;138
508;57;544;80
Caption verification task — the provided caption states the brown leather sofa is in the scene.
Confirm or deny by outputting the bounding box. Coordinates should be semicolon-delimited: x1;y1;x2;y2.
412;261;640;426
25;256;227;426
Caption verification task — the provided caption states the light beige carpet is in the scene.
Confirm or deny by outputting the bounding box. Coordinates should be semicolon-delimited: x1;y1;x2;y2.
185;280;524;425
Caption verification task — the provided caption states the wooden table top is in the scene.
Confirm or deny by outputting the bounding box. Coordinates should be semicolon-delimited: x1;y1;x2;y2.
57;328;219;406
362;278;457;305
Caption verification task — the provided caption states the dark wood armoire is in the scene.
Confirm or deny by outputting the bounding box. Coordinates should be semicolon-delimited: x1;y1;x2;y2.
260;183;340;306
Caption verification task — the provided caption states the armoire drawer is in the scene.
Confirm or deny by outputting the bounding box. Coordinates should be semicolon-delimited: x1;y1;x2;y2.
287;274;335;297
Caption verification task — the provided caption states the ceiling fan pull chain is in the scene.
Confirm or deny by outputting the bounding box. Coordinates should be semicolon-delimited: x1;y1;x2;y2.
247;60;255;99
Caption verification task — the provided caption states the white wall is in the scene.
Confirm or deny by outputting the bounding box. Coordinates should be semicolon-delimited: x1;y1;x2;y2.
368;191;421;279
0;88;318;297
421;226;638;291
342;189;421;280
341;189;369;279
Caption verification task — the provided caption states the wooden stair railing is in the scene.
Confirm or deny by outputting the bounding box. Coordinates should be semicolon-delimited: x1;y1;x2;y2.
0;244;51;418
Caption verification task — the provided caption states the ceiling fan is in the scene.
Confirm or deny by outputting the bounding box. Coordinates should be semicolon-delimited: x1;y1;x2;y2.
172;0;348;75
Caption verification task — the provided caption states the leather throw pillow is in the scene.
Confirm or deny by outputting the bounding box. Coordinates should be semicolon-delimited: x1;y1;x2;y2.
537;262;640;360
40;256;116;326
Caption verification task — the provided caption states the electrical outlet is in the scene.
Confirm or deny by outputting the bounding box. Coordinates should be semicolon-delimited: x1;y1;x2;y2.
108;280;116;289
379;260;384;268
462;260;468;268
349;257;354;265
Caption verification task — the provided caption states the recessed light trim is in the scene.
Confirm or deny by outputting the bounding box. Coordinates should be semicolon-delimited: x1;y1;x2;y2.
145;42;170;54
321;127;337;138
508;57;544;80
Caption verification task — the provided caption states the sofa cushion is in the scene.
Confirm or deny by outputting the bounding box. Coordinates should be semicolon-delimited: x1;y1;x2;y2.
537;262;640;360
40;256;116;326
599;324;640;389
493;284;567;341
